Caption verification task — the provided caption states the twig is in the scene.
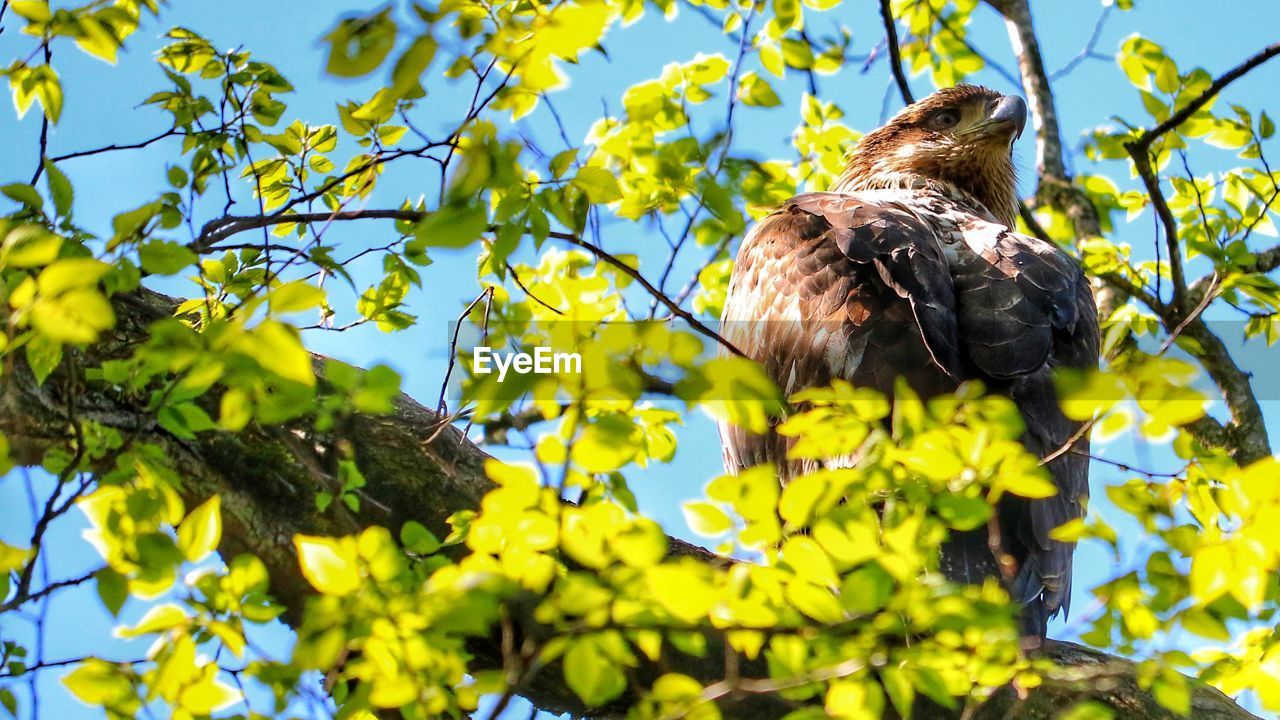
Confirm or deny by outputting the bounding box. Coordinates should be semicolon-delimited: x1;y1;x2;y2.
1049;5;1112;81
505;262;564;315
547;230;745;357
0;571;95;613
1134;42;1280;150
435;286;495;418
1157;273;1220;356
878;0;914;105
1126;147;1186;309
49;128;183;162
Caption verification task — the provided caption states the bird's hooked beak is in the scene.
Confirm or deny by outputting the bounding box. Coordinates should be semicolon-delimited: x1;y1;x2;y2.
987;95;1027;141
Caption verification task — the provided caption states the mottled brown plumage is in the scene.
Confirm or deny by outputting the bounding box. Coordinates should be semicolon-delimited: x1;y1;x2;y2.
718;85;1099;640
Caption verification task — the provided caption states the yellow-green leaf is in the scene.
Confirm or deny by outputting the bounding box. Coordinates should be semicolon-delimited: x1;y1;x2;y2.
737;72;781;107
573;166;623;204
682;501;732;537
177;496;222;562
295;535;360;596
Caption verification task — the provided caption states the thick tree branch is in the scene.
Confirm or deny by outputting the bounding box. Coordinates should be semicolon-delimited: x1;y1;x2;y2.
0;286;1261;720
983;0;1065;184
986;0;1274;464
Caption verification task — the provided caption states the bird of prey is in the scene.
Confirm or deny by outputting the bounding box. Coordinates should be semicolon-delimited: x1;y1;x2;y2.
717;84;1099;640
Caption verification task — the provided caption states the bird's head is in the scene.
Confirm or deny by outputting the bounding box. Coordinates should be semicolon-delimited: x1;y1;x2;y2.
836;84;1026;227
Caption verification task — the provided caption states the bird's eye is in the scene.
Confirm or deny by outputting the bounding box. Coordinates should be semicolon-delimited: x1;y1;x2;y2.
930;110;960;130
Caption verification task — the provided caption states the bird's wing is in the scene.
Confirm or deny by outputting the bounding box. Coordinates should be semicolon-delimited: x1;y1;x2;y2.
948;216;1099;630
719;190;1100;634
718;191;962;476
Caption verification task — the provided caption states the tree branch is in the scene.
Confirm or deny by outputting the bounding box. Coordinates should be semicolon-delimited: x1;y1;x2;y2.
878;0;914;106
1125;147;1186;309
986;0;1274;463
984;0;1065;184
191;210;746;358
1134;42;1280;150
0;286;1261;720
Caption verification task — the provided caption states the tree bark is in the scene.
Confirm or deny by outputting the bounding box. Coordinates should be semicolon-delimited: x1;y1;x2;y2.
0;287;1259;720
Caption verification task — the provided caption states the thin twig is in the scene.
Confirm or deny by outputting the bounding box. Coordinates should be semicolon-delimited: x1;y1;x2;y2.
1134;42;1280;150
878;0;914;106
1049;5;1112;81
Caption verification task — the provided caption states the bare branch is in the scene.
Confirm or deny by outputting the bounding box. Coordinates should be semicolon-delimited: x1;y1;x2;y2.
1125;148;1186;309
1049;4;1112;81
984;0;1066;184
878;0;914;105
48;128;184;163
191;210;746;357
1135;42;1280;150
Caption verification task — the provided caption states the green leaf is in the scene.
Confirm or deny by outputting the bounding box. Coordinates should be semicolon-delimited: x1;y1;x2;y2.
177;496;222;562
550;149;578;179
10;64;63;122
0;541;31;573
681;501;732;537
377;124;408;145
1152;671;1190;716
737;72;781;107
62;660;134;707
647;562;717;622
30;287;115;344
1;183;43;209
74;16;126;64
909;667;956;710
324;9;398;78
157;401;216;439
111;201;163;246
998;470;1058;499
95;567;129;617
786;580;845;623
294;535;360;596
413;203;489;249
783;536;838;586
2;224;62;267
572;166;623;204
42;160;72;217
781;38;815;69
218;388;253;431
269;280;325;314
25;334;62;385
400;521;440;554
564;638;627;707
139;239;197;275
574;416;640;472
238;320;315;386
9;1;52;21
1059;702;1115;720
935;493;991;530
840;563;894;615
390;35;437;97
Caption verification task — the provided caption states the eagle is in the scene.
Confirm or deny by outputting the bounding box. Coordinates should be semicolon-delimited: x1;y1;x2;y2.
717;85;1099;640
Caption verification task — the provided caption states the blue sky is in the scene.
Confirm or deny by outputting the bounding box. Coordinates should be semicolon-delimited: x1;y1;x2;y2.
2;0;1279;718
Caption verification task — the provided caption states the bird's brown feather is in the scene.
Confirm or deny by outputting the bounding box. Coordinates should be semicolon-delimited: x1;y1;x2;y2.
720;147;1098;639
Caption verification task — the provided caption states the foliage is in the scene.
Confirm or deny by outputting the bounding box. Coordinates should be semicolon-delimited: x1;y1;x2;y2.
1;0;1279;719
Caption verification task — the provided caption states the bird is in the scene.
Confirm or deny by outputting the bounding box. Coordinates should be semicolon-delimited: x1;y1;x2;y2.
717;84;1099;641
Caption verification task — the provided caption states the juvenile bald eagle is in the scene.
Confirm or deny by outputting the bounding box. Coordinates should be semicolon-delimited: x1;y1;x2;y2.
718;85;1099;639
